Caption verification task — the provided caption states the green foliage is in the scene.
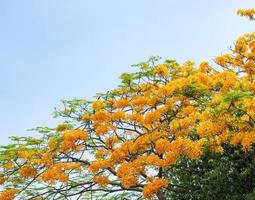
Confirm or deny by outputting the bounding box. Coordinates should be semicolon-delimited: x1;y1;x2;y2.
167;146;255;200
223;90;253;103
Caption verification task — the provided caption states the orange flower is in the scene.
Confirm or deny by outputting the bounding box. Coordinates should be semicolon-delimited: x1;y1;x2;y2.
143;178;168;199
0;177;5;185
114;98;130;108
121;175;138;188
88;159;112;174
93;176;109;186
92;100;104;110
155;139;171;155
111;111;126;120
60;129;88;152
0;189;19;200
19;165;37;178
81;113;91;121
153;64;169;77
41;166;68;184
3;162;13;170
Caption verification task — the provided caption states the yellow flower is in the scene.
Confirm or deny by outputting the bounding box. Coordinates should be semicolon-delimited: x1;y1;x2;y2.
95;148;107;159
144;110;161;125
199;61;211;73
41;166;68;184
111;111;126;120
0;189;19;200
210;145;224;154
153;64;169;77
0;176;5;185
121;175;138;188
60;129;88;152
95;125;110;136
81;113;91;121
93;110;110;122
114;98;130;108
88;159;112;174
92;100;103;111
215;54;232;67
155;139;171;155
93;176;109;186
19;165;37;178
237;8;255;19
17;150;36;159
3;162;14;170
143;178;168;199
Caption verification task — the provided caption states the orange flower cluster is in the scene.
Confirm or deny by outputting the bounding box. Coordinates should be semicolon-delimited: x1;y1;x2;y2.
19;165;37;178
41;166;68;184
153;64;169;77
3;162;13;170
60;129;88;151
93;175;109;186
0;189;19;200
143;178;168;199
231;132;255;152
88;159;113;174
0;177;5;185
237;8;255;19
113;98;130;108
17;150;37;160
92;100;104;111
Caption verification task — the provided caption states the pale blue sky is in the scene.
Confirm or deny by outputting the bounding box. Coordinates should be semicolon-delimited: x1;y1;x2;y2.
0;0;254;144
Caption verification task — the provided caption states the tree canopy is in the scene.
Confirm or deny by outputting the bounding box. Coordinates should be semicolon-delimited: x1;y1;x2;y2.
0;7;255;200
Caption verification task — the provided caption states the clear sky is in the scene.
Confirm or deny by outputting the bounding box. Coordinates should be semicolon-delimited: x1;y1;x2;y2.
0;0;255;145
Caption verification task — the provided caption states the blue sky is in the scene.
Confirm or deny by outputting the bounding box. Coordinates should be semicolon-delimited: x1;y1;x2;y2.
0;0;254;144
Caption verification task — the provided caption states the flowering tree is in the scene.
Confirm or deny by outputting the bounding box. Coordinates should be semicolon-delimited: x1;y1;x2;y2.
0;8;255;200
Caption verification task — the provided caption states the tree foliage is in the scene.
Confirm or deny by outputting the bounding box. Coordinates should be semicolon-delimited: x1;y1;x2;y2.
0;7;255;200
167;147;255;200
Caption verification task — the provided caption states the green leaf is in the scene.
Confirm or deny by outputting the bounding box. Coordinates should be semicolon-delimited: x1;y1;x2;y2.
223;90;253;103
